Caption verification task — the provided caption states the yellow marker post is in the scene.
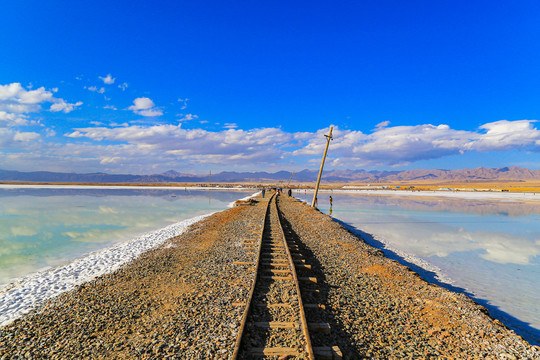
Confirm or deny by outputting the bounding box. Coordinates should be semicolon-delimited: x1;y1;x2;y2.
311;126;333;208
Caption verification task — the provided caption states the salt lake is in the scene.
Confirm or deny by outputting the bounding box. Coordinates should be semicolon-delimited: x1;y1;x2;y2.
296;190;540;345
0;186;254;325
1;186;538;345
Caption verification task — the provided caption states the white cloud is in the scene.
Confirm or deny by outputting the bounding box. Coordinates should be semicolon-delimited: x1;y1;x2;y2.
128;97;154;110
60;120;540;171
128;97;163;117
49;100;83;113
471;120;540;151
0;82;82;116
177;114;198;122
224;123;238;129
99;74;115;85
118;82;128;91
100;156;121;164
0;128;41;147
13;132;40;142
65;124;291;166
293;120;540;167
375;120;390;128
178;98;188;110
87;86;105;94
103;105;117;110
0;111;30;127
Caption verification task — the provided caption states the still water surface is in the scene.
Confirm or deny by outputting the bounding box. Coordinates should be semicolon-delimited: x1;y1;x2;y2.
0;187;253;287
296;191;540;344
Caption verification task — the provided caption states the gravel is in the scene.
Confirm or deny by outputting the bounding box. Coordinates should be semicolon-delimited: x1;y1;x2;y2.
276;195;540;359
0;194;538;359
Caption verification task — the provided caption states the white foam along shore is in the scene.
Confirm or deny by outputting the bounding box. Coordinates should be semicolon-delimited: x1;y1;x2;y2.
0;190;260;328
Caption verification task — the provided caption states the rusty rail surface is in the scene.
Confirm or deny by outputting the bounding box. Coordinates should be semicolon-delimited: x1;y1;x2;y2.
232;195;315;359
232;193;341;359
231;193;274;359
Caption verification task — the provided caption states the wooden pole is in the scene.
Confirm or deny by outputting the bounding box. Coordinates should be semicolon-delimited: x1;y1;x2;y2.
287;171;295;187
311;126;333;208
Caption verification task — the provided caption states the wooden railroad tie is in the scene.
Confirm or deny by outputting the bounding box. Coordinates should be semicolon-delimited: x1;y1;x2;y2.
314;346;343;360
248;346;342;359
253;322;330;333
260;276;293;281
259;262;310;269
262;269;291;275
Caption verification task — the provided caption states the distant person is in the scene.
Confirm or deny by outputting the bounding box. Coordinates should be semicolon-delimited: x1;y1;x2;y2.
329;196;333;208
287;189;292;196
262;188;266;198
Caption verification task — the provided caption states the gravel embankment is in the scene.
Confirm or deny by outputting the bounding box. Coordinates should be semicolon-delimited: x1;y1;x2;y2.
277;195;539;359
1;194;538;359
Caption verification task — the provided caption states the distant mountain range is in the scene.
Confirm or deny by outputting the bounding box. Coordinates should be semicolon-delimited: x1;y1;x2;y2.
1;166;539;184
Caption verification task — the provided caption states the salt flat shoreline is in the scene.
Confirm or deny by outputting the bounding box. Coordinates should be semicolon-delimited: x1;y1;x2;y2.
314;188;540;202
2;183;539;203
0;195;537;358
0;191;258;328
0;184;255;191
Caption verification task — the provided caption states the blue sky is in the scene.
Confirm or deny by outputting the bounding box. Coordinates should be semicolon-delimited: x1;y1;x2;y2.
1;1;540;174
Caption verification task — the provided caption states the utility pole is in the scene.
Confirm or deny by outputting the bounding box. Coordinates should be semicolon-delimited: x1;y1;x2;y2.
287;171;295;187
312;126;333;208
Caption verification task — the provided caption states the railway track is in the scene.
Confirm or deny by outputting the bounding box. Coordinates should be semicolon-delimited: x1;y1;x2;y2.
232;194;341;359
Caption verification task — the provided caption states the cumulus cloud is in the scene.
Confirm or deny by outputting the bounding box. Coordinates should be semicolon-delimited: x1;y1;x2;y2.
128;97;163;117
178;113;198;122
13;131;40;142
59;119;540;171
294;120;540;167
66;124;292;165
99;74;115;85
87;86;105;94
49;100;83;113
0;82;82;115
118;82;128;91
0;111;30;127
0;83;52;113
0;128;41;147
471;120;540;151
375;120;390;128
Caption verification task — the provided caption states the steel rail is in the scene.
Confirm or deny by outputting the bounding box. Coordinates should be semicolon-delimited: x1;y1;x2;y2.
232;193;274;359
275;195;315;359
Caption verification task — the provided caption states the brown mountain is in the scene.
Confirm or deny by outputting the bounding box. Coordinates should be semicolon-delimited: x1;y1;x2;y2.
0;166;539;184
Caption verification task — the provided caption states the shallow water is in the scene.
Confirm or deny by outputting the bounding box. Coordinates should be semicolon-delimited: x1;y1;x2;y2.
0;187;253;287
295;191;540;344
